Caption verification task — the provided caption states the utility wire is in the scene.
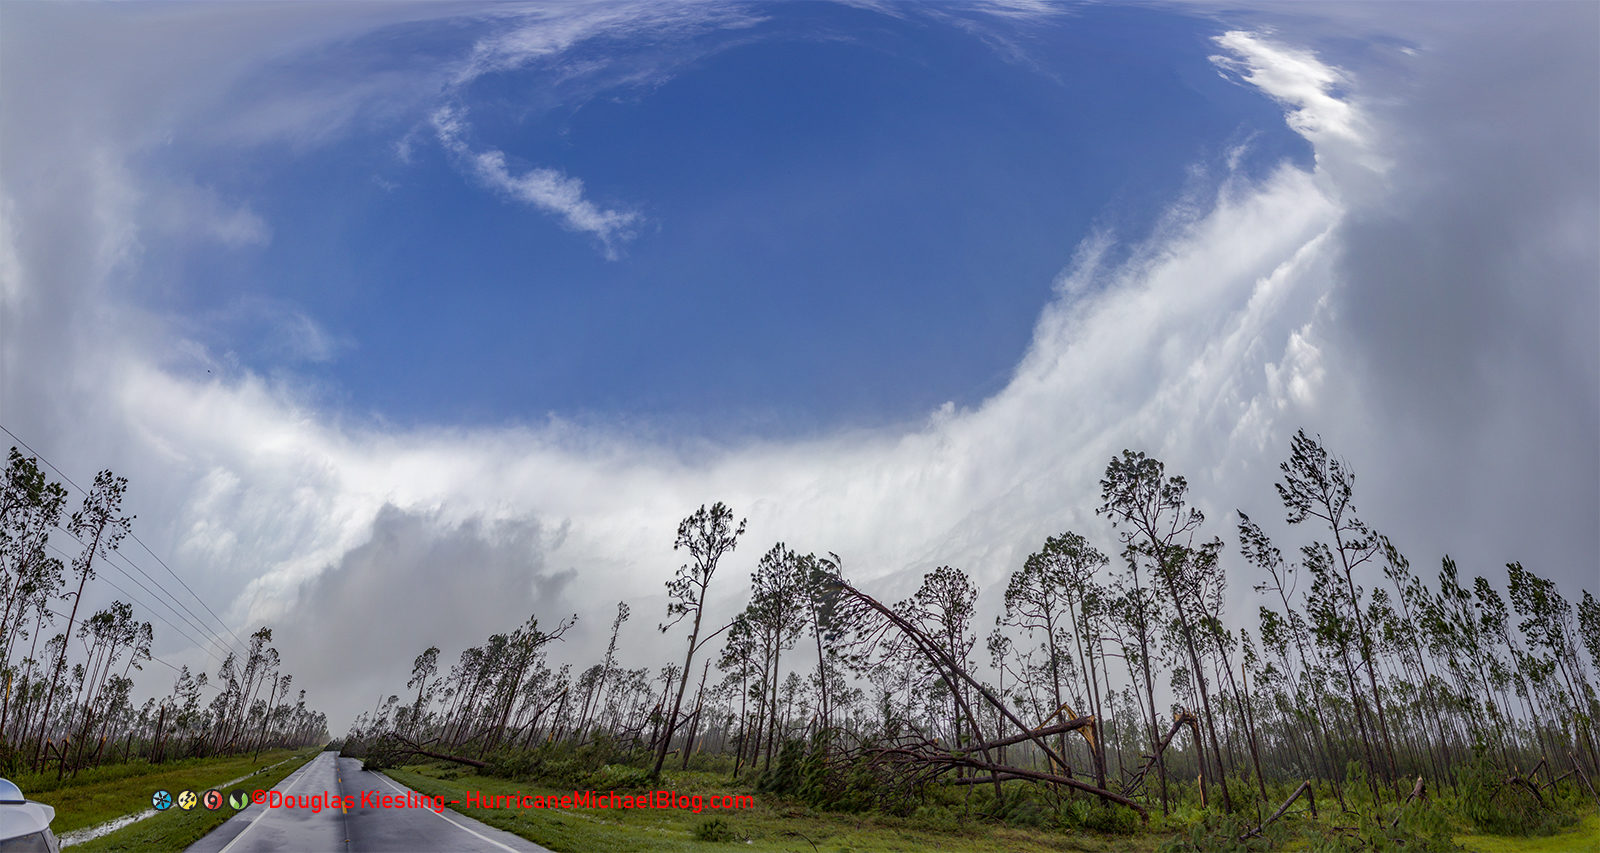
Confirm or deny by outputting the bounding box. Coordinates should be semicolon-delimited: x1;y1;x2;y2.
111;545;245;661
46;540;227;668
130;534;250;656
3;423;312;717
1;421;253;660
50;523;244;663
39;605;220;690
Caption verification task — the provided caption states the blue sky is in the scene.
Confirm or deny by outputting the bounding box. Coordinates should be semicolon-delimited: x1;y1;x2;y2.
143;3;1310;434
2;1;1593;728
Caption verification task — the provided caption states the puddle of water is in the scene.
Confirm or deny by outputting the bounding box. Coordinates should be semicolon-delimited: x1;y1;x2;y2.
57;754;307;848
58;808;157;846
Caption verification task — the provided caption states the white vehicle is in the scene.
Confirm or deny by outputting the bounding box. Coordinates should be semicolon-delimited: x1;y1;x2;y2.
0;778;59;853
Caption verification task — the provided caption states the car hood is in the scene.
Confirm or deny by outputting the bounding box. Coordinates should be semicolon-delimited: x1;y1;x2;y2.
1;800;56;840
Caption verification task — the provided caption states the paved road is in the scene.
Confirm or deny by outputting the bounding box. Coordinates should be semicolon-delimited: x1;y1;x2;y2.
186;750;551;853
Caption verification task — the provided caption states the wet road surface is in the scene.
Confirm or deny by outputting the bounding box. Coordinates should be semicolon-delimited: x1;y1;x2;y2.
186;750;551;852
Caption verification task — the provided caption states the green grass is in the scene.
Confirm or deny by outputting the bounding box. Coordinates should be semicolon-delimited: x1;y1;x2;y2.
382;763;1600;853
64;750;319;852
385;764;1160;852
19;749;312;837
1455;811;1600;853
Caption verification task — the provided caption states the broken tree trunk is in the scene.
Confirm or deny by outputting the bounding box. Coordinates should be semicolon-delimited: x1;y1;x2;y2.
1404;775;1426;805
1572;752;1600;807
829;578;1148;822
1240;780;1316;840
1123;711;1198;798
380;733;489;769
1390;776;1425;828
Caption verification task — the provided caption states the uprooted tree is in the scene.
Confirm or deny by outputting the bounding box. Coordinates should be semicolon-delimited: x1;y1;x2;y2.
822;574;1149;821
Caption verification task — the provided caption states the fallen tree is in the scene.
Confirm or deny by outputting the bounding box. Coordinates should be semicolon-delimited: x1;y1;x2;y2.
362;732;488;769
1240;780;1317;840
825;577;1149;821
1122;710;1200;800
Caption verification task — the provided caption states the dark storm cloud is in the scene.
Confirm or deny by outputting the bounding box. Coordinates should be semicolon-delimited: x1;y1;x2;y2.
1320;4;1598;592
273;504;577;730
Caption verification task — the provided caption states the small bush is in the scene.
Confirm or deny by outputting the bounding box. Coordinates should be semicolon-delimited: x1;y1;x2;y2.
1079;800;1141;834
755;739;806;796
1302;809;1456;853
1454;749;1576;837
694;817;739;842
1157;812;1281;853
996;792;1050;829
909;803;964;834
586;763;652;791
755;734;893;814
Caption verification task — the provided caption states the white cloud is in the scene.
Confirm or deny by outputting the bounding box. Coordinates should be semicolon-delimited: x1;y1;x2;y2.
970;0;1068;21
273;312;350;364
416;2;767;257
64;120;1342;729
449;3;760;88
1213;32;1359;144
431;107;639;252
152;183;271;248
1211;30;1390;178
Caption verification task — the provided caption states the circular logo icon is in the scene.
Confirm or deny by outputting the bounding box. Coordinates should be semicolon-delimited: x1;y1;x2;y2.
229;789;251;810
152;790;173;811
177;790;198;811
203;790;224;811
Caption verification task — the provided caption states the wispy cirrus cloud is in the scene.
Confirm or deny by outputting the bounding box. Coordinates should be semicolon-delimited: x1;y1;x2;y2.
150;182;272;248
430;106;640;255
448;2;760;87
420;2;763;257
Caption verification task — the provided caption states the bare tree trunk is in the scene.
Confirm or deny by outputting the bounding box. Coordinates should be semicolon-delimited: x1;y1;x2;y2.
682;661;709;771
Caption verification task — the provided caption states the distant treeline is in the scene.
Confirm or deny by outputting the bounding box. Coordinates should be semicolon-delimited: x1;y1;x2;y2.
0;448;329;777
344;429;1600;826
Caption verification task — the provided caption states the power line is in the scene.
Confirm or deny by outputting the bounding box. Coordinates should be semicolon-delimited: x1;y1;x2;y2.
2;423;310;715
39;606;220;691
1;421;253;660
45;540;223;668
0;423;86;495
131;534;250;656
49;523;244;663
111;543;245;661
46;534;232;666
46;540;227;668
142;652;224;691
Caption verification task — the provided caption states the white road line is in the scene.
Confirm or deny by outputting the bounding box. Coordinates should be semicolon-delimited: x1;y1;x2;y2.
217;752;326;853
371;772;520;853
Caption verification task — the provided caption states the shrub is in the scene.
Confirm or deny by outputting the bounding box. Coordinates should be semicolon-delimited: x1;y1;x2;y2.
1078;800;1141;834
1157;812;1281;853
1454;749;1576;837
586;763;652;791
755;734;890;813
996;792;1051;829
694;817;739;842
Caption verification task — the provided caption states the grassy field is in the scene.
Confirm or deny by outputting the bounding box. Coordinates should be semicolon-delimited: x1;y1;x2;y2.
57;749;318;852
383;763;1600;853
15;749;312;837
1455;812;1600;853
386;764;1164;853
